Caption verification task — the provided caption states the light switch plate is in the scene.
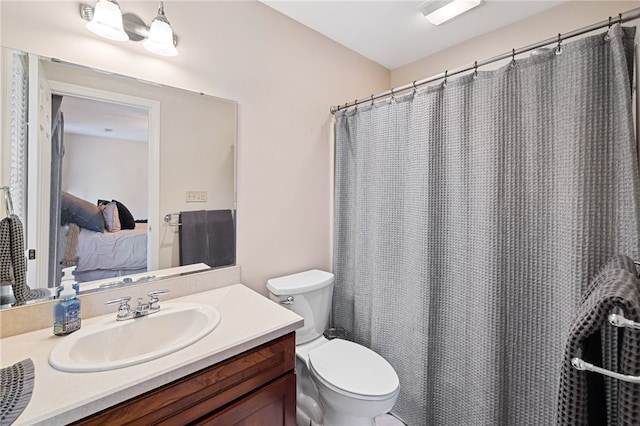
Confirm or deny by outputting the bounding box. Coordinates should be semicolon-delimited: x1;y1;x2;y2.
185;191;207;202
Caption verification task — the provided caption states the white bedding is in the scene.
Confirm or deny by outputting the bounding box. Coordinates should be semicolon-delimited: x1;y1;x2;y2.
75;223;147;272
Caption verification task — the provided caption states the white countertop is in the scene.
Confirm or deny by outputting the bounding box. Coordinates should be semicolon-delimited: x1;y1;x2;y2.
0;284;303;425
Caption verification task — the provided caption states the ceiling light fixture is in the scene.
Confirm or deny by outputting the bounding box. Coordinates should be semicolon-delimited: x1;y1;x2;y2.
419;0;482;26
80;1;179;56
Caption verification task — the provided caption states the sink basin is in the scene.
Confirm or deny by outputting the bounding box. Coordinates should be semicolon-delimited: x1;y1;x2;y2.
49;302;221;372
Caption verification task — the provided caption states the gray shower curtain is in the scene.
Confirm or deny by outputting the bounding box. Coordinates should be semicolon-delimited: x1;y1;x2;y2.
333;26;639;425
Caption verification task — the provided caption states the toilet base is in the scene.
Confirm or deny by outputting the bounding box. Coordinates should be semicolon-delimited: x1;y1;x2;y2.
297;393;322;425
323;408;377;426
296;410;403;426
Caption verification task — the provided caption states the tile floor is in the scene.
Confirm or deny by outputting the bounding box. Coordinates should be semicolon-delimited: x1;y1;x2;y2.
375;413;406;425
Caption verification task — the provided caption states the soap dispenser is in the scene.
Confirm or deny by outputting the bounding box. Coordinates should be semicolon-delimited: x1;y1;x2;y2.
54;266;81;336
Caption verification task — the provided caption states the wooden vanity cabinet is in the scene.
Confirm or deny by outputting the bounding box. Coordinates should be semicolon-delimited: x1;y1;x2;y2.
72;332;296;426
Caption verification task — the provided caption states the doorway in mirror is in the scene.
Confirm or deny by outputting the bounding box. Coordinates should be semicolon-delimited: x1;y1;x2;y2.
54;94;152;285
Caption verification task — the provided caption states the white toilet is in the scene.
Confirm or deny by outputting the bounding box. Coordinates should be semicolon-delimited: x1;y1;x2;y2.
267;270;400;426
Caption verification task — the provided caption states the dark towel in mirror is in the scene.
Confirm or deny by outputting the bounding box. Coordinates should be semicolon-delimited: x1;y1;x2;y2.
179;210;235;268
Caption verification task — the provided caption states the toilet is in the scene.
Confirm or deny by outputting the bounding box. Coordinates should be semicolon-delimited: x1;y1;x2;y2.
267;270;400;426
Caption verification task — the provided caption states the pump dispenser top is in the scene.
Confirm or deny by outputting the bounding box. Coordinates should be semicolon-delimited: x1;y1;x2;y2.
61;266;76;283
57;266;79;298
59;266;77;298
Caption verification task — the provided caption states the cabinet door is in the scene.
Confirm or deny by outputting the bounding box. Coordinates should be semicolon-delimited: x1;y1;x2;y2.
194;372;296;426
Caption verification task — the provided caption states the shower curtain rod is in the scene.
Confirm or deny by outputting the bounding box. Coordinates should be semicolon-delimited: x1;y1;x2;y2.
330;7;640;114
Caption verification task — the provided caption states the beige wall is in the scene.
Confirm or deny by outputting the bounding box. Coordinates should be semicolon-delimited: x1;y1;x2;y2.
62;133;148;219
392;1;640;87
0;1;390;294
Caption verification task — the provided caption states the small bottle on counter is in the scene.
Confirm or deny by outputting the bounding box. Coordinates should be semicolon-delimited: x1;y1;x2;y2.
53;267;81;336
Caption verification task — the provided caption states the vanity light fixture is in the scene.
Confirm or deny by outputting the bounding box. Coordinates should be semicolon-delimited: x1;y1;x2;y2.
80;1;179;56
419;0;482;26
143;2;179;57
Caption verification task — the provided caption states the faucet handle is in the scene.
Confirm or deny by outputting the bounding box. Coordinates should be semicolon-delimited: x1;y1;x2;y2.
106;296;132;320
148;289;170;311
106;296;131;305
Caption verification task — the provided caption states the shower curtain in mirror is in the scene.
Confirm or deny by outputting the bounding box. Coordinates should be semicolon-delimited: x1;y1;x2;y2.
333;25;639;425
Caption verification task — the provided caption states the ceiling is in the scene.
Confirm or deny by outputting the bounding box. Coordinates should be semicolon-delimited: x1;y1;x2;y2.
61;96;149;142
261;0;567;70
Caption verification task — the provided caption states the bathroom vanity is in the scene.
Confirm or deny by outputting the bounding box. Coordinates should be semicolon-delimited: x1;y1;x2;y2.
0;281;302;425
73;333;296;425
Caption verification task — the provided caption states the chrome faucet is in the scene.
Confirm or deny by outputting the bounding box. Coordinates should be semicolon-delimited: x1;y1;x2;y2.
106;296;134;320
106;290;171;321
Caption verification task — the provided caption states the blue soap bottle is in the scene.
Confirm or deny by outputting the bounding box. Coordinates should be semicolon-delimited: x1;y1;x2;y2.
53;268;81;336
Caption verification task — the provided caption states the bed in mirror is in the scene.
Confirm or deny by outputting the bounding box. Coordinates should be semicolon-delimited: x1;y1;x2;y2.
0;47;237;309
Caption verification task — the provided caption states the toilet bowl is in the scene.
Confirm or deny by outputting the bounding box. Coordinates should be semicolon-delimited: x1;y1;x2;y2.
267;270;400;426
308;337;399;425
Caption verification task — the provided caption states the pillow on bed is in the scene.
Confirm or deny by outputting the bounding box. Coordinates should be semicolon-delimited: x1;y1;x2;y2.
98;199;135;230
61;192;105;233
112;200;135;230
98;202;121;232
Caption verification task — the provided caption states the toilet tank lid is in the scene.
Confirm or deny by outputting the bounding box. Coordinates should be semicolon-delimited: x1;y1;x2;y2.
267;269;334;295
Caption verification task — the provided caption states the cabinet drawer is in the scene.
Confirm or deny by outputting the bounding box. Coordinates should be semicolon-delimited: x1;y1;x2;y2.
72;332;295;426
193;372;296;425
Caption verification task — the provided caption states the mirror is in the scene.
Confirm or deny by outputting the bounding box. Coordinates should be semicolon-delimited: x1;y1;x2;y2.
0;47;237;309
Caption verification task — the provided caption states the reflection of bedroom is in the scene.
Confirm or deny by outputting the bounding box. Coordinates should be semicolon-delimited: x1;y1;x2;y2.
54;95;150;283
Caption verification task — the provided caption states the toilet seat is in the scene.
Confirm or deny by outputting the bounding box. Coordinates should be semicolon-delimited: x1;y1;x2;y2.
308;339;399;399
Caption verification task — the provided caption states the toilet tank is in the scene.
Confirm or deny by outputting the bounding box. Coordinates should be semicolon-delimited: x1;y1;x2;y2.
267;270;334;345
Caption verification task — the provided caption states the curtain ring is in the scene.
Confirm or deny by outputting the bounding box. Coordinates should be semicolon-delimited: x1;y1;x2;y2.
473;61;478;79
412;80;418;94
354;99;358;111
605;17;612;41
390;88;395;100
555;33;562;55
510;49;516;68
370;94;374;106
443;70;448;87
618;13;622;24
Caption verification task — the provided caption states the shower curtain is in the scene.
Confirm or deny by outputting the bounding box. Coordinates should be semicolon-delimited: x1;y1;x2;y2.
333;25;639;425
